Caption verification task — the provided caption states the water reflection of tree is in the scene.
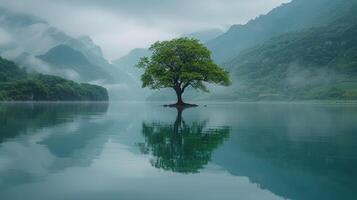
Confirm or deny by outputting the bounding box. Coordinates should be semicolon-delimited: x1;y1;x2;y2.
138;107;230;173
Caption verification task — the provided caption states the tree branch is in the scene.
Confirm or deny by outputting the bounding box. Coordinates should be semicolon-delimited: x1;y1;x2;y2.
182;81;192;92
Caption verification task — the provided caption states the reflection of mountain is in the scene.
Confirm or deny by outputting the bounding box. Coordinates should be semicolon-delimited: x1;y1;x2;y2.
139;108;230;173
0;103;109;142
0;103;112;189
38;118;113;171
211;104;357;200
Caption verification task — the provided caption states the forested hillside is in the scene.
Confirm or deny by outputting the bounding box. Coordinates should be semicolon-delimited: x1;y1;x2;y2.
207;0;356;63
221;5;357;100
0;57;108;101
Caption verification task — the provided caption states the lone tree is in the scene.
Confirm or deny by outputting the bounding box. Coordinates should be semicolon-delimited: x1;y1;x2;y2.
137;38;231;106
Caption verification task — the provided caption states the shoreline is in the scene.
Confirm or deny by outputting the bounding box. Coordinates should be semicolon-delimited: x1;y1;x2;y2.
1;100;357;105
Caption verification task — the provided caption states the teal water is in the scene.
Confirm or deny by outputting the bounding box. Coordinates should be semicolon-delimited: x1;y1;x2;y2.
0;102;356;200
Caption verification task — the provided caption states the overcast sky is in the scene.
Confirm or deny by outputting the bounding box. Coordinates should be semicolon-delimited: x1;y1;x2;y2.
0;0;290;60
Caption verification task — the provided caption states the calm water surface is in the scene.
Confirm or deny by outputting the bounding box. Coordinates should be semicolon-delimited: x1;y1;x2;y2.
0;102;356;200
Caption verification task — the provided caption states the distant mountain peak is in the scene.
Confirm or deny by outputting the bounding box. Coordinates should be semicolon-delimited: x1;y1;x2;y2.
39;44;90;65
74;35;104;58
37;44;114;82
112;48;150;66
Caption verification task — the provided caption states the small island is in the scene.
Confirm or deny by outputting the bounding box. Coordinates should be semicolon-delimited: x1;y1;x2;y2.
0;57;108;101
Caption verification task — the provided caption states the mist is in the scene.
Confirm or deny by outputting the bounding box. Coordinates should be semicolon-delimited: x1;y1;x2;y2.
0;0;289;59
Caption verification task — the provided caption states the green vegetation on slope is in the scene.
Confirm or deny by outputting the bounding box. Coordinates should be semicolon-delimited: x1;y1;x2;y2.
207;0;356;63
222;6;357;100
0;57;108;101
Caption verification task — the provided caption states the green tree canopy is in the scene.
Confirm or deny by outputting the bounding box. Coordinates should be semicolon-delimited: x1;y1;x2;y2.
137;38;231;105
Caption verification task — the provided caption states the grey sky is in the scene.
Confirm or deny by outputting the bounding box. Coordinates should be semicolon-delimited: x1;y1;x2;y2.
0;0;290;60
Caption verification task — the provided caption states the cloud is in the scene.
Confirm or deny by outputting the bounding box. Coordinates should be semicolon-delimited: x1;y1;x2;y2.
0;0;290;59
0;28;13;45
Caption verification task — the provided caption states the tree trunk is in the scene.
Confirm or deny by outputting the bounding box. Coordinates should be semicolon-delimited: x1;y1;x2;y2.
173;107;183;134
175;89;185;105
168;86;197;107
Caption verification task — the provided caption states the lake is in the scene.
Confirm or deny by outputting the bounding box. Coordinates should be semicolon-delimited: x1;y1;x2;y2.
0;102;356;200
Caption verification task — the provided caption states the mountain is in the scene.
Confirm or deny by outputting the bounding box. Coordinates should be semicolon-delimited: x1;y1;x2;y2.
64;35;131;83
0;7;103;60
183;29;224;43
112;48;150;82
0;7;140;100
219;5;357;100
110;48;152;100
0;56;27;82
207;0;357;64
38;45;113;82
0;57;108;101
0;7;131;82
